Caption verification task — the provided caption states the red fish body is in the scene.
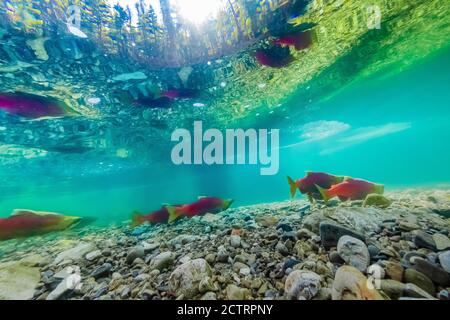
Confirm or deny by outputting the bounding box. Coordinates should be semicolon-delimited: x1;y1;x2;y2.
272;30;314;51
288;172;345;200
0;210;82;241
0;92;71;119
167;197;233;223
317;178;384;202
132;205;182;226
255;48;294;68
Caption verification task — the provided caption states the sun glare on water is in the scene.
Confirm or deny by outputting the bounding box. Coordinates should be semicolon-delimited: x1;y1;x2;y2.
175;0;224;24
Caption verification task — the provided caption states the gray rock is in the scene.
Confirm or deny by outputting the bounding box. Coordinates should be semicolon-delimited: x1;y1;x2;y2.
337;236;370;272
54;242;96;264
404;268;435;296
404;283;436;300
438;251;450;273
414;231;436;251
380;279;406;300
201;292;217;300
91;263;112;279
169;259;212;299
126;247;145;264
284;270;321;300
275;242;289;256
368;245;380;258
0;262;41;300
135;274;150;282
433;234;450;251
319;222;365;249
86;250;102;261
412;258;450;286
149;251;175;271
230;235;241;248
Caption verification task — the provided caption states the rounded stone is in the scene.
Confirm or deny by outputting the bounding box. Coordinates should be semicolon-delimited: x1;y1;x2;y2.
284;270;321;300
337;236;370;272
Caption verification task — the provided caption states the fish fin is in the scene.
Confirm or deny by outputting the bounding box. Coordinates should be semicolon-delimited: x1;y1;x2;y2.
343;176;353;181
287;176;297;198
307;193;314;204
223;199;234;210
131;211;144;227
305;171;313;176
11;209;41;217
315;184;331;202
167;206;182;224
198;196;207;200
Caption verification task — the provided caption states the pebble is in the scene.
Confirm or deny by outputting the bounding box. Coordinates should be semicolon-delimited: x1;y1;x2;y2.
275;242;289;256
149;251;175;271
438;290;450;300
91;263;112;279
433;234;450;251
385;261;404;282
404;283;436;300
201;292;217;300
398;221;421;231
283;258;300;270
329;251;345;264
412;258;450;286
230;235;241;248
86;250;102;261
284;270;321;300
126;247;145;264
169;259;212;299
404;268;435;295
380;279;406;300
413;231;436;251
368;245;380;258
226;284;249;300
337;236;370;272
438;251;450;272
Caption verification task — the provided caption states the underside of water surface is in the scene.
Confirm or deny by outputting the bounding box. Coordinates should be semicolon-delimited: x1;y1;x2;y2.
0;0;449;301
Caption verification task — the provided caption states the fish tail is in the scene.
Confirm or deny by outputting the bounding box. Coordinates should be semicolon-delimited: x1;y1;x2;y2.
131;211;145;227
315;184;331;202
287;176;297;198
167;206;183;224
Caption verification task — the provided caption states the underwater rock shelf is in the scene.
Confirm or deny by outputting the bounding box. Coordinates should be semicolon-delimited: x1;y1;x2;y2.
0;187;449;300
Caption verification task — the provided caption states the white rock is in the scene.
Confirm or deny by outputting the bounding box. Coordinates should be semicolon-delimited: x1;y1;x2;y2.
169;259;212;299
284;270;321;300
86;250;102;261
54;242;96;264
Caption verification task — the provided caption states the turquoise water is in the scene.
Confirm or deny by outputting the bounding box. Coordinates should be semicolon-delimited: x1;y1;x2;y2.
2;46;449;224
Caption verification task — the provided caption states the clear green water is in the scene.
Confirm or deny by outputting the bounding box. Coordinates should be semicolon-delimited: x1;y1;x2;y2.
0;0;449;225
